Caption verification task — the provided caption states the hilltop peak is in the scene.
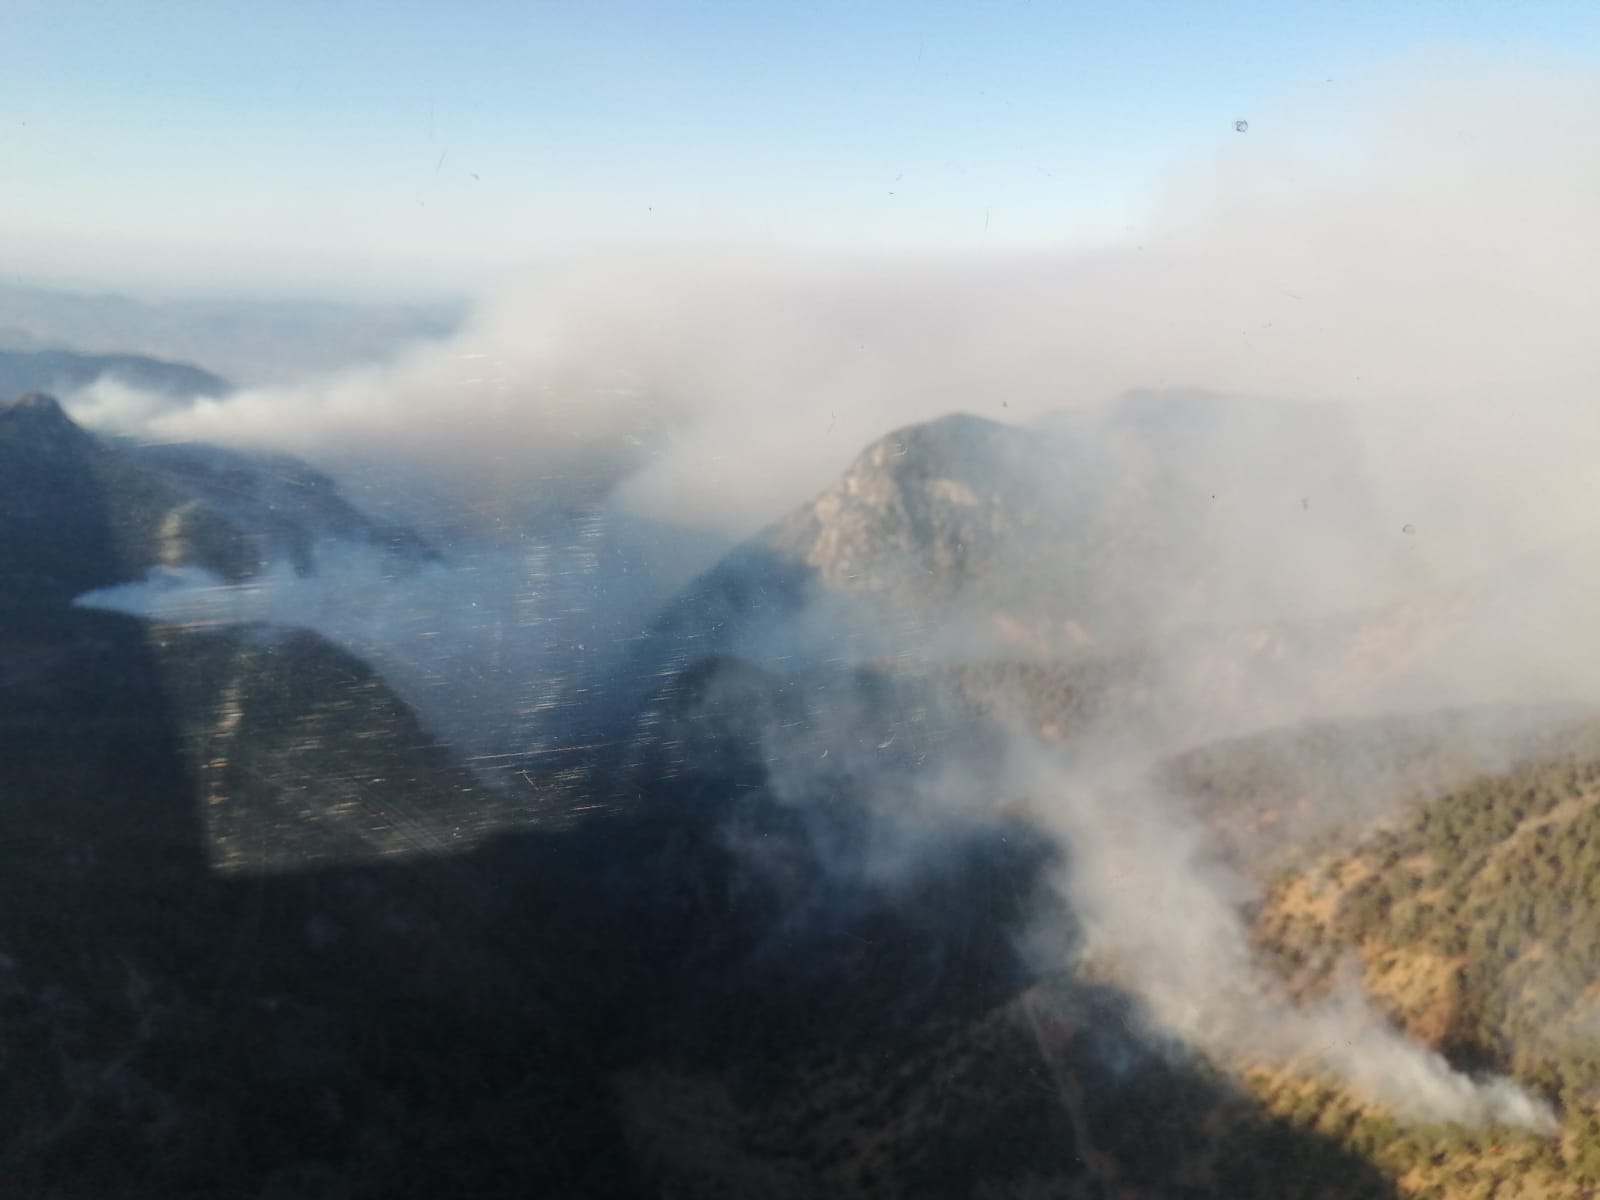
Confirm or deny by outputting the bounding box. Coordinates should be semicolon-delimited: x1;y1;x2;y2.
1;391;85;436
5;390;66;413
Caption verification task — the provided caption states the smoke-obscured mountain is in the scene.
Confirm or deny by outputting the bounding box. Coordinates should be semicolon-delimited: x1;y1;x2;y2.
646;395;1600;771
595;392;1600;1194
0;346;229;401
926;534;1600;770
654;392;1406;670
1157;705;1600;873
0;392;430;602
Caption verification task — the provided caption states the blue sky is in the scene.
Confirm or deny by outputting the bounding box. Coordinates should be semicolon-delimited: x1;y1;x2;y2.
3;0;1598;295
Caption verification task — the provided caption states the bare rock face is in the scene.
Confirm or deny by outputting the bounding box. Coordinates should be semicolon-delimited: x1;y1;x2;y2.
765;413;1064;608
657;392;1394;679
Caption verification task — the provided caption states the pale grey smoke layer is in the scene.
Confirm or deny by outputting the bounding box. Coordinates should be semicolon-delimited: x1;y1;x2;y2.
58;59;1600;567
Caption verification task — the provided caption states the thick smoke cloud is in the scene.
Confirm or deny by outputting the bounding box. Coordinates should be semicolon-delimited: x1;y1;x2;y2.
66;58;1600;563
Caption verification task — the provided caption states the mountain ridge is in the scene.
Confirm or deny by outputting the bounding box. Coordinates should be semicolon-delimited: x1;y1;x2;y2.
1;391;432;604
0;345;229;402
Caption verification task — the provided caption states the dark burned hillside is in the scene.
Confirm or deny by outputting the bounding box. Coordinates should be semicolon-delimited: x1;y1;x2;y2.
0;615;1403;1198
12;395;1600;1199
0;397;1410;1198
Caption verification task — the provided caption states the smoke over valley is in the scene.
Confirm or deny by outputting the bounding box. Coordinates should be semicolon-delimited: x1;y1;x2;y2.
11;52;1600;1200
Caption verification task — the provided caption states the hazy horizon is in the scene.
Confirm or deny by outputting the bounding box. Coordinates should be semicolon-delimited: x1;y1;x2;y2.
8;1;1600;293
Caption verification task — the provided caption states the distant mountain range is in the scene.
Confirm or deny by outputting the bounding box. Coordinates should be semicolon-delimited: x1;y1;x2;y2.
0;278;462;383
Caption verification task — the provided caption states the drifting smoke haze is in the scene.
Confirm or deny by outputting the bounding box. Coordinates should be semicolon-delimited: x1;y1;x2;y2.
69;59;1600;1130
76;523;719;767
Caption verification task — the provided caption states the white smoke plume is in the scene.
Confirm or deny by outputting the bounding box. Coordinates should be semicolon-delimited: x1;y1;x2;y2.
1018;748;1556;1130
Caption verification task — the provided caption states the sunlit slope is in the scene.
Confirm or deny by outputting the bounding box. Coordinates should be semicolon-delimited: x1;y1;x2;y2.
1241;731;1600;1195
